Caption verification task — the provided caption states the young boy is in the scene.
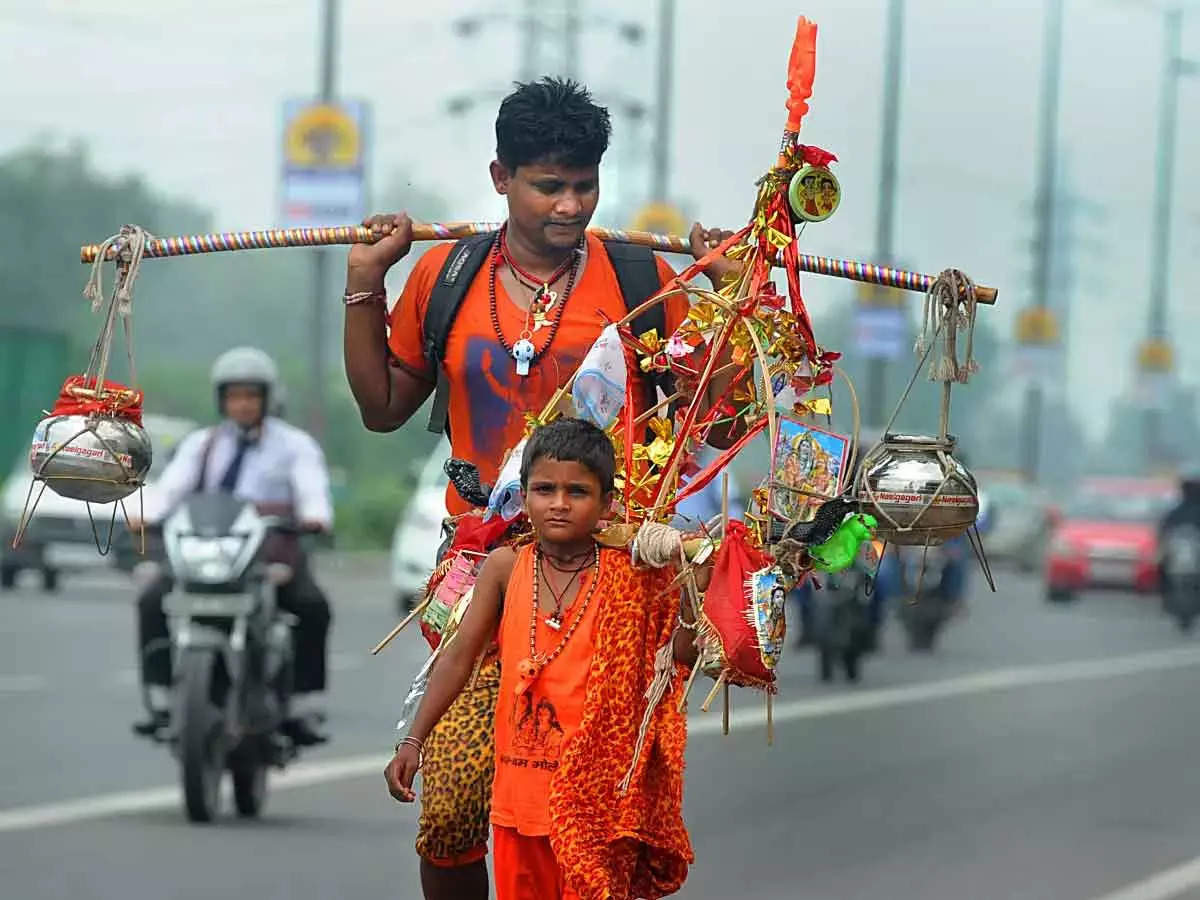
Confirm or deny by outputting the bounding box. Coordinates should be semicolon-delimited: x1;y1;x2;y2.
386;418;698;900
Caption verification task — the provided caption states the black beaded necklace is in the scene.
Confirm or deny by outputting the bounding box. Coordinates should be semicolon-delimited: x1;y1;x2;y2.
487;227;583;374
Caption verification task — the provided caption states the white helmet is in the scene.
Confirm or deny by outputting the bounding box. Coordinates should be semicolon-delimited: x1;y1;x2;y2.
210;347;279;410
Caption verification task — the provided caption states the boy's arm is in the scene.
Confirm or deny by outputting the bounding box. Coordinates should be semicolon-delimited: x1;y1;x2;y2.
384;546;514;802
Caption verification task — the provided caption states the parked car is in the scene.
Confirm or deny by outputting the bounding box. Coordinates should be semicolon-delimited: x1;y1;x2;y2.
1;414;199;590
390;438;451;615
976;473;1055;571
1043;477;1178;604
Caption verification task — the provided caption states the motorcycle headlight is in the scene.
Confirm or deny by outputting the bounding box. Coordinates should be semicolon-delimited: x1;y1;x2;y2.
178;535;247;582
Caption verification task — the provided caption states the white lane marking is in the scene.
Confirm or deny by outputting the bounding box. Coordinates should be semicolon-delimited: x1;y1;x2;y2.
4;645;1200;832
0;675;47;694
1087;854;1200;900
0;753;385;833
690;644;1200;735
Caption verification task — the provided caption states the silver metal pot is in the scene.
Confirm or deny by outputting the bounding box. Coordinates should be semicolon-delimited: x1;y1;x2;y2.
29;414;153;503
856;433;978;545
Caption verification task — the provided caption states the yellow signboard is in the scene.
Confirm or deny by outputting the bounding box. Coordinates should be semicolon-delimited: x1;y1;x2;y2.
1015;306;1060;345
284;103;362;170
630;202;688;237
1137;338;1173;373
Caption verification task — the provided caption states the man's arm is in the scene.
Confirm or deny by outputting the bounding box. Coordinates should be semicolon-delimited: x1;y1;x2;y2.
139;428;211;524
687;223;748;450
343;213;435;433
384;546;513;802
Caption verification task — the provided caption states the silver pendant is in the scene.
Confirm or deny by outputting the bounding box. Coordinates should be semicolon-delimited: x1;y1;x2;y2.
512;338;536;377
544;616;562;631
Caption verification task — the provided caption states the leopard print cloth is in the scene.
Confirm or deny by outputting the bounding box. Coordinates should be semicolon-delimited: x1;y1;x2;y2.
549;549;693;900
416;658;500;864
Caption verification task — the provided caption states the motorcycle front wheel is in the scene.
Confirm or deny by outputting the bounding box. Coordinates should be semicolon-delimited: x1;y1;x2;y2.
177;650;227;823
231;761;267;817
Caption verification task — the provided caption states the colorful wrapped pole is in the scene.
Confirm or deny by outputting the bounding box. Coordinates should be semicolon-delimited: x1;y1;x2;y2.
79;222;997;304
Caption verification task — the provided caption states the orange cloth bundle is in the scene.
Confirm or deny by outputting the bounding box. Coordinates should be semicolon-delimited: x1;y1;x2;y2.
548;550;693;900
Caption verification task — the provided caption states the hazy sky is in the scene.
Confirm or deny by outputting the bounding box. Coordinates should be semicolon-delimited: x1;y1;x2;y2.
3;0;1197;436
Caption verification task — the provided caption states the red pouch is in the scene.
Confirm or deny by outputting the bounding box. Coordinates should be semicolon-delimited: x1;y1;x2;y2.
700;520;777;687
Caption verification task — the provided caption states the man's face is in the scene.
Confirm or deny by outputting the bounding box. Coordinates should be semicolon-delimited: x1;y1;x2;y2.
222;383;265;428
491;159;600;252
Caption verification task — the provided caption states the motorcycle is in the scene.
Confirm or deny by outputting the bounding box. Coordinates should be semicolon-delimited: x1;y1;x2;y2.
894;540;965;652
141;494;306;823
1160;522;1200;633
809;563;875;682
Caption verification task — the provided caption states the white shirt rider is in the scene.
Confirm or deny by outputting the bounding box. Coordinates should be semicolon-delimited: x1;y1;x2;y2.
142;416;333;529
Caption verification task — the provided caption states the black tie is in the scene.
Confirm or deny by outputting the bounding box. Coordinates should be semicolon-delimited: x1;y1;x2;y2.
217;436;252;493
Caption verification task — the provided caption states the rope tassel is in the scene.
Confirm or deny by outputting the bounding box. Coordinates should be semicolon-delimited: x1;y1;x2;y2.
617;638;677;794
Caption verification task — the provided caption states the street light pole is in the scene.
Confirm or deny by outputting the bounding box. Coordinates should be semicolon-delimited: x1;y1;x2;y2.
1142;6;1186;463
310;0;338;440
1019;0;1064;483
652;0;675;203
865;0;905;431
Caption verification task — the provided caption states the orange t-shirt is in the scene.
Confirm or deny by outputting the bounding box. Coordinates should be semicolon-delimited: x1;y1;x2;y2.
388;233;688;516
490;544;603;836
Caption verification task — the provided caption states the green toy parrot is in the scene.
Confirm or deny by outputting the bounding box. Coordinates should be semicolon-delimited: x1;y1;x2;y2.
809;513;877;573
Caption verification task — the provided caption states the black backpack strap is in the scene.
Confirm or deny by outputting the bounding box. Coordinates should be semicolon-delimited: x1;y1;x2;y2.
603;241;672;416
422;232;497;434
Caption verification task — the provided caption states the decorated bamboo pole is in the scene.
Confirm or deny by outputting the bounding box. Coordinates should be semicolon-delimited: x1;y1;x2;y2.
79;222;998;304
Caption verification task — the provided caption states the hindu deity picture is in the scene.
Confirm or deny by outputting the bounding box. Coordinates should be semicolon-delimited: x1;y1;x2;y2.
769;417;850;524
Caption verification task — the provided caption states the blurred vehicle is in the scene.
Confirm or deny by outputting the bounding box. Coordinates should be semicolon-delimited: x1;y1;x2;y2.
976;473;1054;571
391;437;451;615
894;538;968;651
1043;477;1178;604
811;561;875;682
143;493;309;823
1;413;199;590
1160;521;1200;632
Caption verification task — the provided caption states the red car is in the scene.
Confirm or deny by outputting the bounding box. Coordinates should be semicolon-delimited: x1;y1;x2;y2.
1044;478;1179;603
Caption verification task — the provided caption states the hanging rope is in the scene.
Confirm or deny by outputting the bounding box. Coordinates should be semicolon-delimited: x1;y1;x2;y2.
82;225;151;392
915;268;979;385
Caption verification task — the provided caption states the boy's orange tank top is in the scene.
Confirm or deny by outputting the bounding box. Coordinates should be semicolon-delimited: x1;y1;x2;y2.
491;543;602;836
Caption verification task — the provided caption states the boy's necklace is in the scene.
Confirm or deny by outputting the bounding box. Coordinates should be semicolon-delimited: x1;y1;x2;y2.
539;561;587;630
514;544;600;699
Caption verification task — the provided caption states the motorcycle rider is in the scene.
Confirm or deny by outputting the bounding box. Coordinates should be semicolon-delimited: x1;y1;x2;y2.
131;347;334;746
1158;466;1200;627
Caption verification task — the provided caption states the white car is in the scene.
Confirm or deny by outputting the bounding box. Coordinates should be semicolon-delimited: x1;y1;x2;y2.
390;438;452;614
0;413;199;591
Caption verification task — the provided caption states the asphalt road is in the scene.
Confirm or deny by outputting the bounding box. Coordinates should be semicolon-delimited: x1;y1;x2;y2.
3;554;1200;900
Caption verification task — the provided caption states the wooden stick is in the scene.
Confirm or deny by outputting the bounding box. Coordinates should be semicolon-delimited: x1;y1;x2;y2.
700;671;726;712
678;654;705;714
370;595;431;656
767;692;774;747
722;682;731;735
78;221;998;303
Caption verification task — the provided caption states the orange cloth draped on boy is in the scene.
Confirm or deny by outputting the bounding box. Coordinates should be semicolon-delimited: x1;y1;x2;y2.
524;544;694;899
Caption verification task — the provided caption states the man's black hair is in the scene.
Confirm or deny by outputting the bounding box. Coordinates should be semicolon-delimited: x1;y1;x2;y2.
495;77;612;171
520;418;616;495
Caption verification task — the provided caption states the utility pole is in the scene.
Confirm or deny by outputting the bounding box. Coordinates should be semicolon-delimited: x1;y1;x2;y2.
1139;6;1196;465
863;0;905;431
564;0;581;80
652;0;675;203
1018;0;1064;483
309;0;338;440
519;0;540;81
